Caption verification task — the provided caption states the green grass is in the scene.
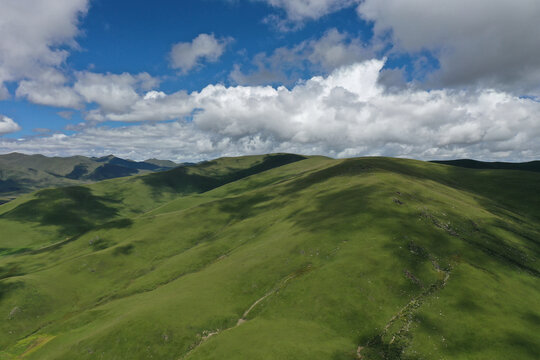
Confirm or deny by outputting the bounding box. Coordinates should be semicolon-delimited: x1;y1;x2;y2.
0;154;538;359
0;152;177;199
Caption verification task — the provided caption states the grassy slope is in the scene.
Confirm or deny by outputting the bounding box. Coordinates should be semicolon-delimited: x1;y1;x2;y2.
0;153;98;197
432;159;540;173
0;163;82;199
0;155;538;359
0;153;96;175
0;153;177;199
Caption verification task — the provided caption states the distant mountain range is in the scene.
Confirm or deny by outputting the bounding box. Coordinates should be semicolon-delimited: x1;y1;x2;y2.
0;153;178;201
2;154;539;203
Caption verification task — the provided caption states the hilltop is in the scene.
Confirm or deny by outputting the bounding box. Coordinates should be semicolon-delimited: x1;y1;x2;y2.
0;153;178;202
0;154;538;359
432;159;540;173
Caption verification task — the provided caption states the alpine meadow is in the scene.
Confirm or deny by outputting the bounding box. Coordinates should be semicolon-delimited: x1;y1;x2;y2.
1;154;539;359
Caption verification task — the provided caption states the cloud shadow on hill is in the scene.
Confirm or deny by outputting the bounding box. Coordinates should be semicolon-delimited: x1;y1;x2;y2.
1;186;132;237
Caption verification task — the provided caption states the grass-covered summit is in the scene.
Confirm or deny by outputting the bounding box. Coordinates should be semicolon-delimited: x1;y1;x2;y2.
0;154;538;359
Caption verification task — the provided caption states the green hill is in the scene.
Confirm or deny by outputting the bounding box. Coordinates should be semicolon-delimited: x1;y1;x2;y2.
0;154;538;359
0;153;178;201
432;159;540;173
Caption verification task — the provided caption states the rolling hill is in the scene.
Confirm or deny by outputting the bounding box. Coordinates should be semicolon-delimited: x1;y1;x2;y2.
432;159;540;173
0;154;538;359
0;153;178;202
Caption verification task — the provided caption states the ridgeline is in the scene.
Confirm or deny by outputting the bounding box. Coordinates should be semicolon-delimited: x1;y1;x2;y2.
0;154;538;359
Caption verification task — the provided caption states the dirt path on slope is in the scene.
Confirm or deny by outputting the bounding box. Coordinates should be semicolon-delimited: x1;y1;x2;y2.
357;260;451;359
180;265;312;360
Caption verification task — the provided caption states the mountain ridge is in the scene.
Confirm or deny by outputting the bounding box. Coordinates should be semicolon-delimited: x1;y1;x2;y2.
0;152;179;200
432;158;540;172
0;154;538;359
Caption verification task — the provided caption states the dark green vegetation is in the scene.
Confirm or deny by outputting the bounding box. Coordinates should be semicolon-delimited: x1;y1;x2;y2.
0;153;177;200
432;159;540;173
0;154;539;359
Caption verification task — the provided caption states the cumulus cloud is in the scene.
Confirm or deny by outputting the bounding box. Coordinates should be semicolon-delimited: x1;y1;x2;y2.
0;0;88;96
6;60;540;161
15;69;160;111
0;115;21;135
0;0;163;111
258;0;358;29
74;72;160;113
16;69;83;108
169;34;231;73
230;28;373;85
357;0;540;95
88;89;193;123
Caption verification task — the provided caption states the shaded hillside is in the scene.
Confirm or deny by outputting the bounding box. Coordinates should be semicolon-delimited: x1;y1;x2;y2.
144;158;180;168
0;153;178;199
0;155;538;360
432;159;540;173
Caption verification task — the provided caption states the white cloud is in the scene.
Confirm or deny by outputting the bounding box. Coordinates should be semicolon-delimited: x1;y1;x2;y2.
0;115;21;135
15;69;160;111
0;0;164;112
88;89;193;123
143;91;167;100
260;0;358;22
16;69;82;108
169;34;231;74
357;0;540;95
230;28;373;85
74;72;160;113
307;28;371;69
4;60;540;162
0;0;89;96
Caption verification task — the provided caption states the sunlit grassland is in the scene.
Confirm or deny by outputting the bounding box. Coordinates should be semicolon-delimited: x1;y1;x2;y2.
0;154;538;359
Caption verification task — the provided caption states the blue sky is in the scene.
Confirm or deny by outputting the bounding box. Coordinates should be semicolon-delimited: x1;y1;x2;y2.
0;0;539;162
